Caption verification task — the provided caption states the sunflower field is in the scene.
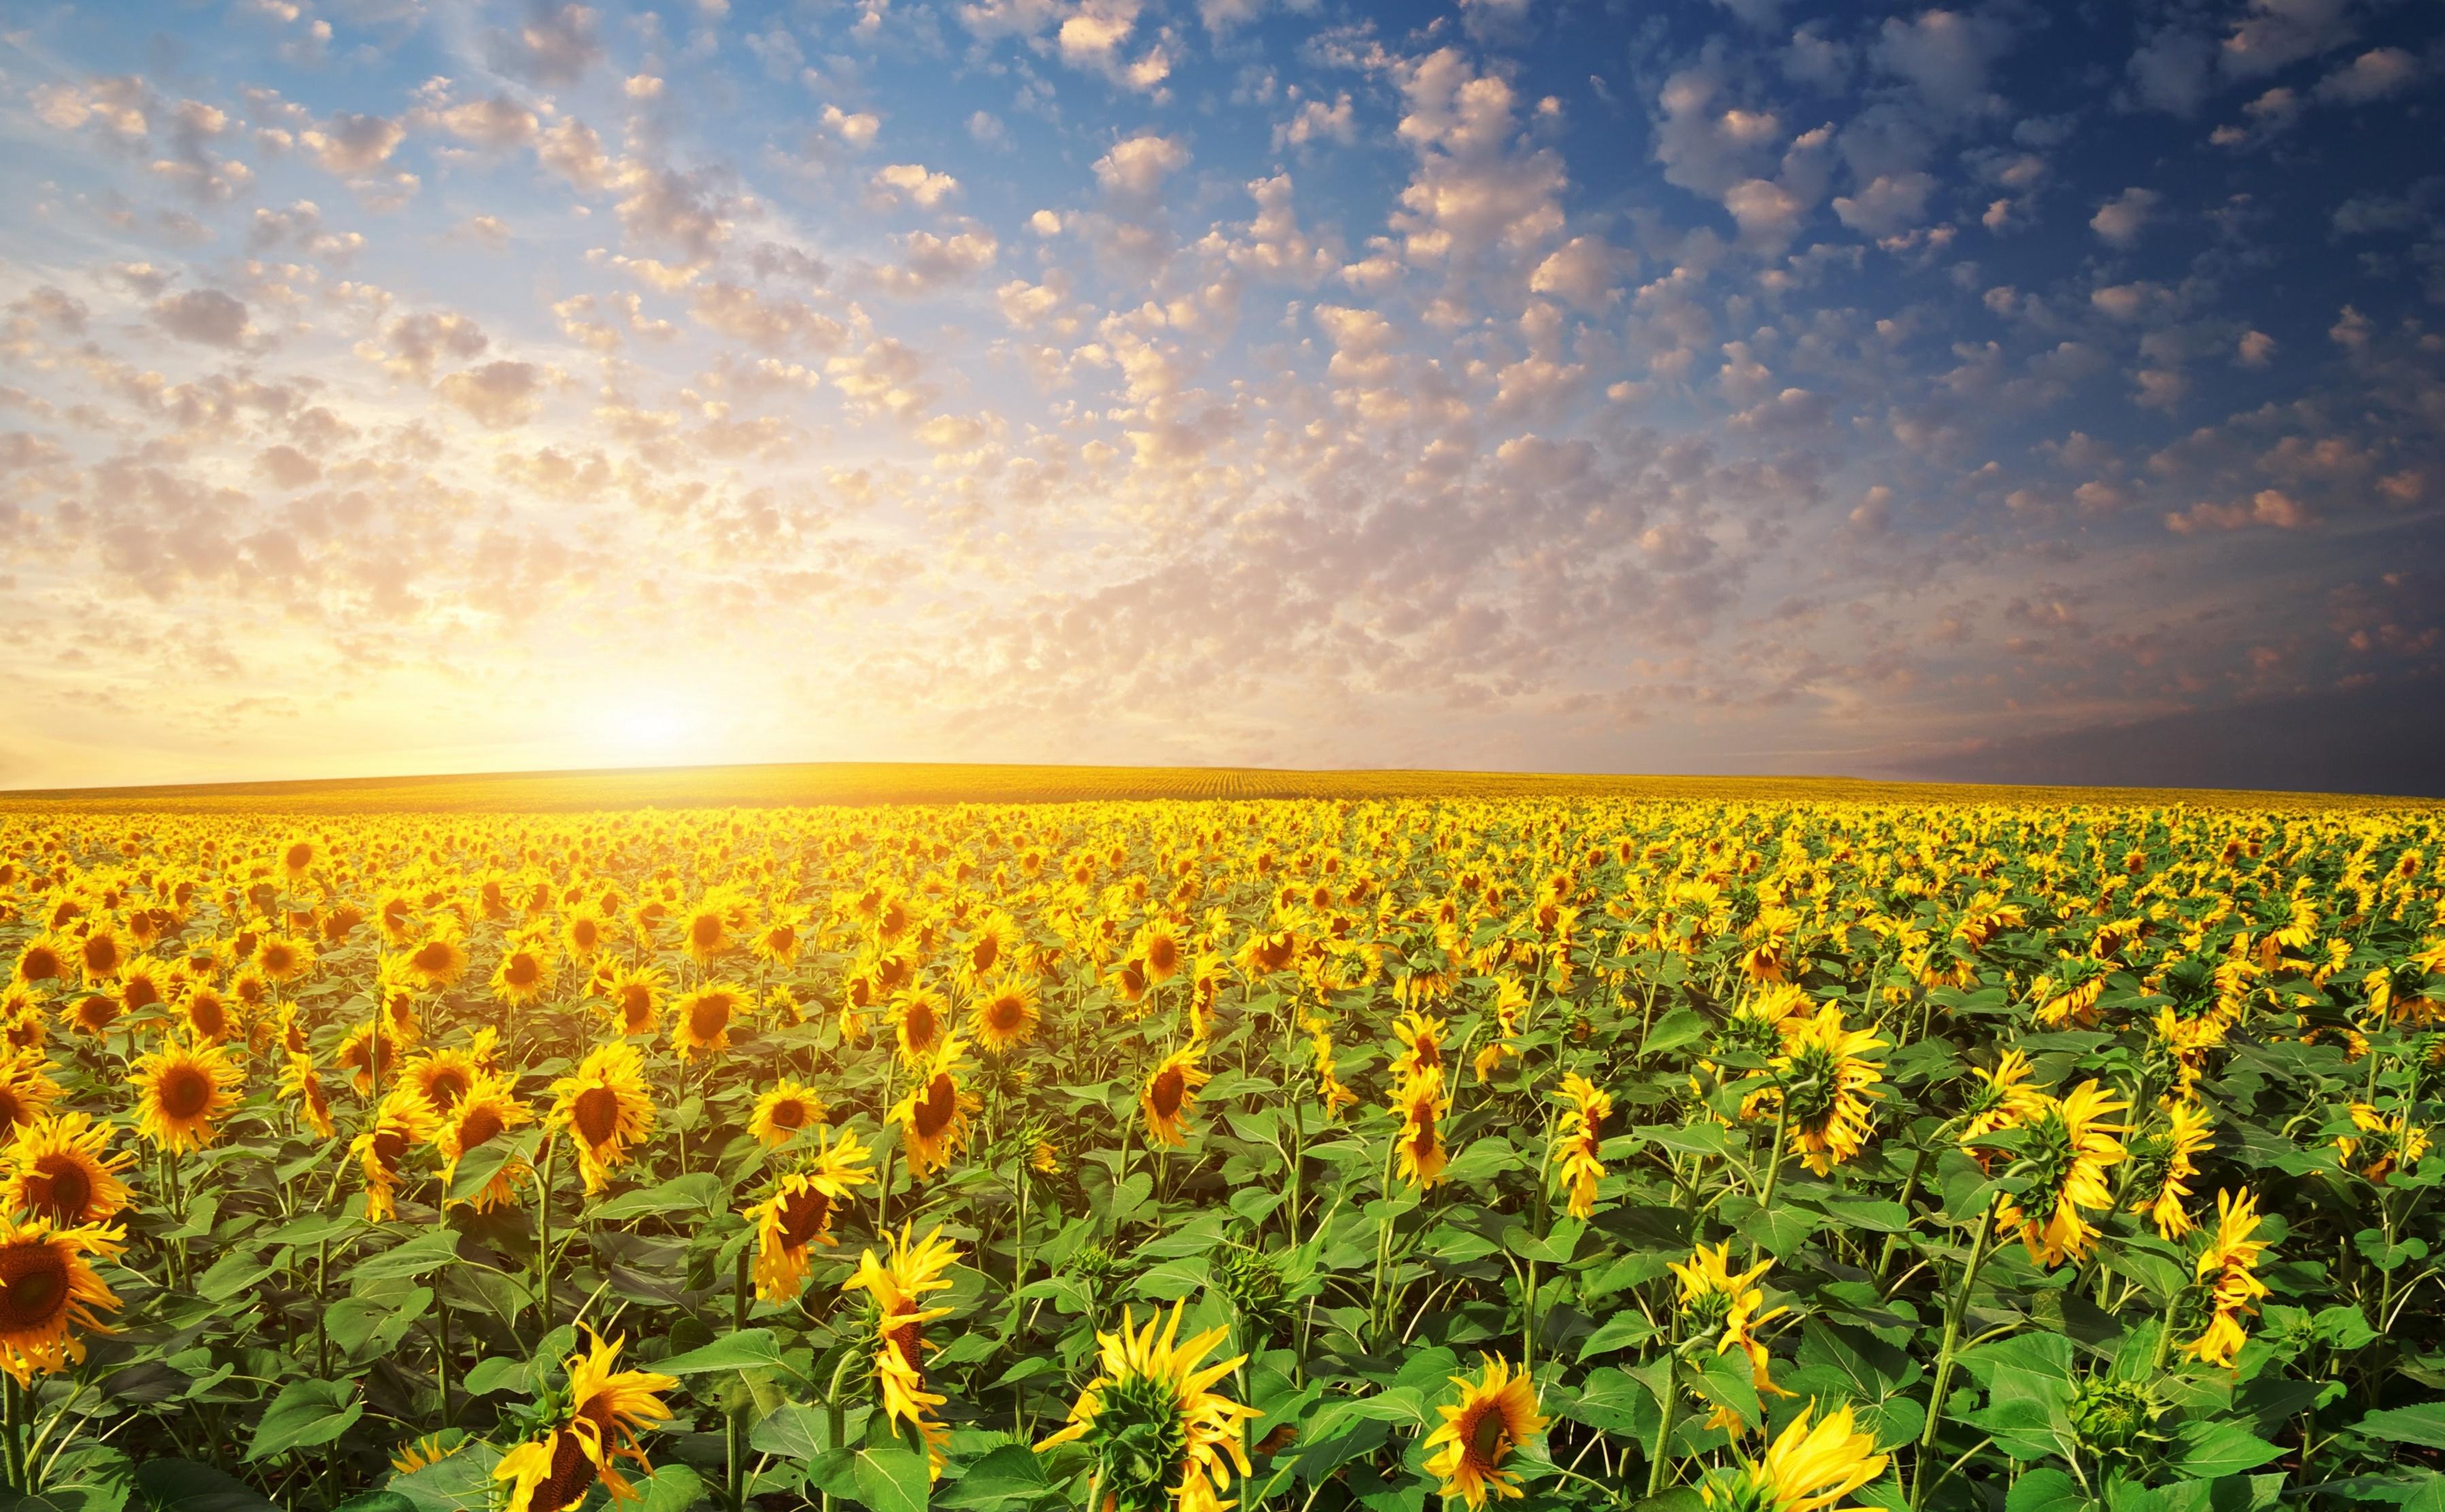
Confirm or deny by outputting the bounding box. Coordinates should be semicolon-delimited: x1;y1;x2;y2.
0;793;2442;1512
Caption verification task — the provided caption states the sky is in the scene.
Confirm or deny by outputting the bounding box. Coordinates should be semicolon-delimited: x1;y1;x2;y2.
1;0;2442;796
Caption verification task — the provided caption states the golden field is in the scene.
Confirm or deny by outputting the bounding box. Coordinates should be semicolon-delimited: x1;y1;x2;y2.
0;775;2437;1512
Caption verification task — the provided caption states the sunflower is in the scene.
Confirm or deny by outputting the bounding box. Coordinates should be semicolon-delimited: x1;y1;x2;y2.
117;957;171;1018
492;938;555;1009
2;1113;135;1226
2128;1100;2214;1239
352;1088;441;1222
1037;1299;1256;1512
1131;918;1186;986
1995;1080;2130;1267
961;912;1019;984
1420;1355;1548;1509
10;938;67;989
968;976;1040;1054
1311;1026;1358;1120
1670;1242;1795;1423
1957;1048;2045;1167
1391;1010;1448;1084
1140;1044;1211;1148
891;984;948;1069
279;1052;336;1139
549;1042;657;1195
335;1018;401;1097
0;1215;122;1386
493;1328;679;1512
401;931;469;992
1771;1005;1886;1175
891;1037;980;1181
1697;1403;1887;1512
678;891;741;966
1550;1073;1611;1220
0;1051;58;1134
403;1044;486;1116
392;1431;468;1473
670;982;747;1062
749;1079;827;1150
598;963;665;1037
751;908;806;968
2336;1101;2430;1183
561;908;613;963
1393;1068;1449;1190
75;923;125;985
437;1073;536;1212
746;1127;878;1301
842;1222;963;1470
255;934;315;986
130;1035;241;1153
2183;1188;2271;1369
178;983;235;1044
59;994;119;1040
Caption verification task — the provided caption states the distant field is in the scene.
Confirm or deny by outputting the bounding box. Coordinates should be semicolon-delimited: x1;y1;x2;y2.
0;759;2431;812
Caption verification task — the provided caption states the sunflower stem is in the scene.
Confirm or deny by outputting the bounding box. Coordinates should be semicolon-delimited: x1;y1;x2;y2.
1747;1084;1792;1271
536;1135;557;1335
1645;1349;1675;1497
1912;1193;2002;1511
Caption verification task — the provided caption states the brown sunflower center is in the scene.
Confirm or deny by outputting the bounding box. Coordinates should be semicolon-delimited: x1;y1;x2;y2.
458;1106;505;1150
572;1086;622;1148
912;1074;958;1138
903;1002;936;1049
689;995;730;1039
80;935;119;976
778;1186;832;1248
621;991;653;1032
987;995;1025;1033
972;936;999;973
1147;936;1179;975
532;1428;598;1512
690;916;723;951
413;942;455;973
1148;1067;1186;1120
188;997;226;1038
1464;1400;1509;1470
26;1156;92;1224
504;954;542;989
425;1068;471;1110
158;1065;213;1121
75;997;118;1032
768;1097;808;1130
372;1129;410;1173
0;1243;70;1332
18;946;61;982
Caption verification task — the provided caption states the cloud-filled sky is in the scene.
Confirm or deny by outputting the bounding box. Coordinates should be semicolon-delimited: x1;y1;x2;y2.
2;0;2441;793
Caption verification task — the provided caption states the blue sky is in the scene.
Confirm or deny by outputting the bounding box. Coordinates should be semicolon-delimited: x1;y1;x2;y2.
1;0;2440;792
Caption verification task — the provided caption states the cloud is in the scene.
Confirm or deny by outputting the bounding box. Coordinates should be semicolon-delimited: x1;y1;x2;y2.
437;360;547;427
487;1;605;86
303;113;404;175
2316;46;2419;104
1832;171;1934;239
1873;8;2012;119
437;95;541;149
154;289;252;346
2089;186;2160;246
1093;133;1189;197
872;163;961;208
2164;488;2313;532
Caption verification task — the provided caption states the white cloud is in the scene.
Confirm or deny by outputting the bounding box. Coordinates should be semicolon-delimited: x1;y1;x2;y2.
2089;186;2160;247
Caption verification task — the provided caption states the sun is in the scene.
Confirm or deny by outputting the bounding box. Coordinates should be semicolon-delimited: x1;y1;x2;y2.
592;697;693;761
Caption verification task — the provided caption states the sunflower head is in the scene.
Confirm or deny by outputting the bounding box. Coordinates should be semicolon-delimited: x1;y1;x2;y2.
1421;1355;1547;1511
1036;1301;1254;1512
0;1214;123;1385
